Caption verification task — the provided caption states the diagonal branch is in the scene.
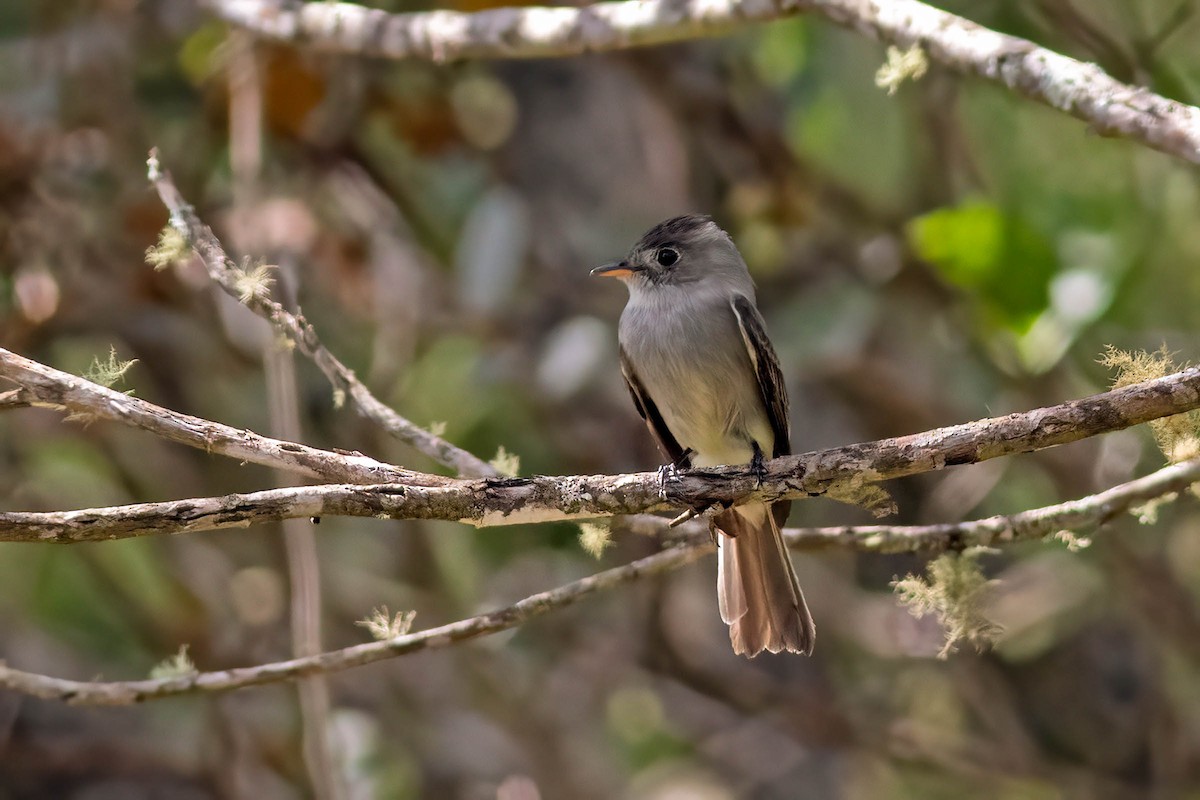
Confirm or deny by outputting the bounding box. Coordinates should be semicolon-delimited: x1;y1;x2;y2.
0;347;435;487
2;456;1195;705
206;0;1200;164
4;363;1200;540
0;542;710;705
148;151;499;478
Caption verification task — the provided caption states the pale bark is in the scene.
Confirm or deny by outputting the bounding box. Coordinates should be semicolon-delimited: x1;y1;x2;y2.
0;347;430;487
206;0;1200;164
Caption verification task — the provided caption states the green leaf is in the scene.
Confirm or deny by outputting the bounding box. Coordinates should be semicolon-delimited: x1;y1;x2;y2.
907;200;1056;331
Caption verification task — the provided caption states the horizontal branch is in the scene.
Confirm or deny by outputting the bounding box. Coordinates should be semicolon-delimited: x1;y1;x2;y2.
0;347;434;487
4;366;1200;539
4;449;1196;547
208;0;1200;164
2;457;1194;704
147;152;498;478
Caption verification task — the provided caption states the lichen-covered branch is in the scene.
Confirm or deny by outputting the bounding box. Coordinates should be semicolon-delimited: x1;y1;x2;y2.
2;457;1195;704
814;0;1200;164
0;542;709;705
207;0;1200;164
0;347;433;487
4;363;1200;541
148;151;498;478
4;451;1196;548
779;456;1200;553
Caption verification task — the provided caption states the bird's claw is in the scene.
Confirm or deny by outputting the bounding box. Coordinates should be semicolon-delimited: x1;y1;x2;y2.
657;462;681;502
660;459;718;531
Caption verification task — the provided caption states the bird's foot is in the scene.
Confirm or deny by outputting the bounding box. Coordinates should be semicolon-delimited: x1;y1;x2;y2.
657;461;682;502
750;441;768;488
660;453;722;531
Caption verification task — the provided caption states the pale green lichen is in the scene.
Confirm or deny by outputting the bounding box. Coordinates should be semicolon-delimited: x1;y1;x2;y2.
356;606;416;641
85;346;137;390
1053;529;1092;552
233;258;275;304
1131;492;1179;525
875;44;928;95
892;547;1002;659
149;644;197;680
145;226;190;271
1101;345;1200;463
578;521;612;559
428;420;448;438
826;472;897;518
489;445;520;477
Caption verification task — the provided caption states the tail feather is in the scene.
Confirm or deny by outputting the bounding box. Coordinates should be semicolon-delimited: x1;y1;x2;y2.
716;503;815;657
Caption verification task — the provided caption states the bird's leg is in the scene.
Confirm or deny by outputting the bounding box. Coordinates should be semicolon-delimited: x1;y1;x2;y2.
750;441;768;487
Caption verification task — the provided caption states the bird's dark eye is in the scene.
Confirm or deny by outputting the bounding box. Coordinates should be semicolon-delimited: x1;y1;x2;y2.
656;247;679;267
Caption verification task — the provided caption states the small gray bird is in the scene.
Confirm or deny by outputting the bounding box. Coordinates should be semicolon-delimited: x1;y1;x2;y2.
593;214;815;657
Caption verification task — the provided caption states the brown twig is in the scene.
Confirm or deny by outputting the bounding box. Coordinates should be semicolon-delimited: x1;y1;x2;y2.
0;542;710;704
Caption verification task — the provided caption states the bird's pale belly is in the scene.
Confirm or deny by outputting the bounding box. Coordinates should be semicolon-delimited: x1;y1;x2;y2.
635;343;773;469
620;285;775;468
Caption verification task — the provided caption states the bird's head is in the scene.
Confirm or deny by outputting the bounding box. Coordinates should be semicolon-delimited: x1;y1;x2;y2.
591;214;750;294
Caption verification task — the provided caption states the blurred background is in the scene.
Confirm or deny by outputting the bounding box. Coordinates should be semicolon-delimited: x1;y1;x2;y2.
3;0;1200;798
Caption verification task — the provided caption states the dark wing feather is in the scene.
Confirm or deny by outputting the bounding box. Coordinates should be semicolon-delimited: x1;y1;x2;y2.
730;295;790;457
730;295;792;527
619;345;690;468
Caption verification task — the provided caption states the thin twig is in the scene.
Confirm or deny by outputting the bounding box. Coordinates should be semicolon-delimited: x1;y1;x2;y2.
206;0;1200;164
147;150;498;478
0;542;710;704
1;457;1194;704
776;456;1200;553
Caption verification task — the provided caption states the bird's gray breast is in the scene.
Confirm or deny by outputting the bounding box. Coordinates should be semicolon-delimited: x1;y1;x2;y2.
618;285;771;466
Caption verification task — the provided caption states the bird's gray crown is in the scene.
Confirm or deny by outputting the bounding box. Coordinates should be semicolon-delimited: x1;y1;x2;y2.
634;214;720;251
623;214;749;290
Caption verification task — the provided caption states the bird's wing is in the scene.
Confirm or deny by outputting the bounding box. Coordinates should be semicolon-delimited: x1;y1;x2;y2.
619;345;690;468
731;295;792;529
730;295;791;458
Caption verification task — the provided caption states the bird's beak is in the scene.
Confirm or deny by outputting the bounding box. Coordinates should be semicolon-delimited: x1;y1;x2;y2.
591;260;639;279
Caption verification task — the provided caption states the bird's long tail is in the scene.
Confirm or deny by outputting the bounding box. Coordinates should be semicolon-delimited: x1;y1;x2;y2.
716;503;815;657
